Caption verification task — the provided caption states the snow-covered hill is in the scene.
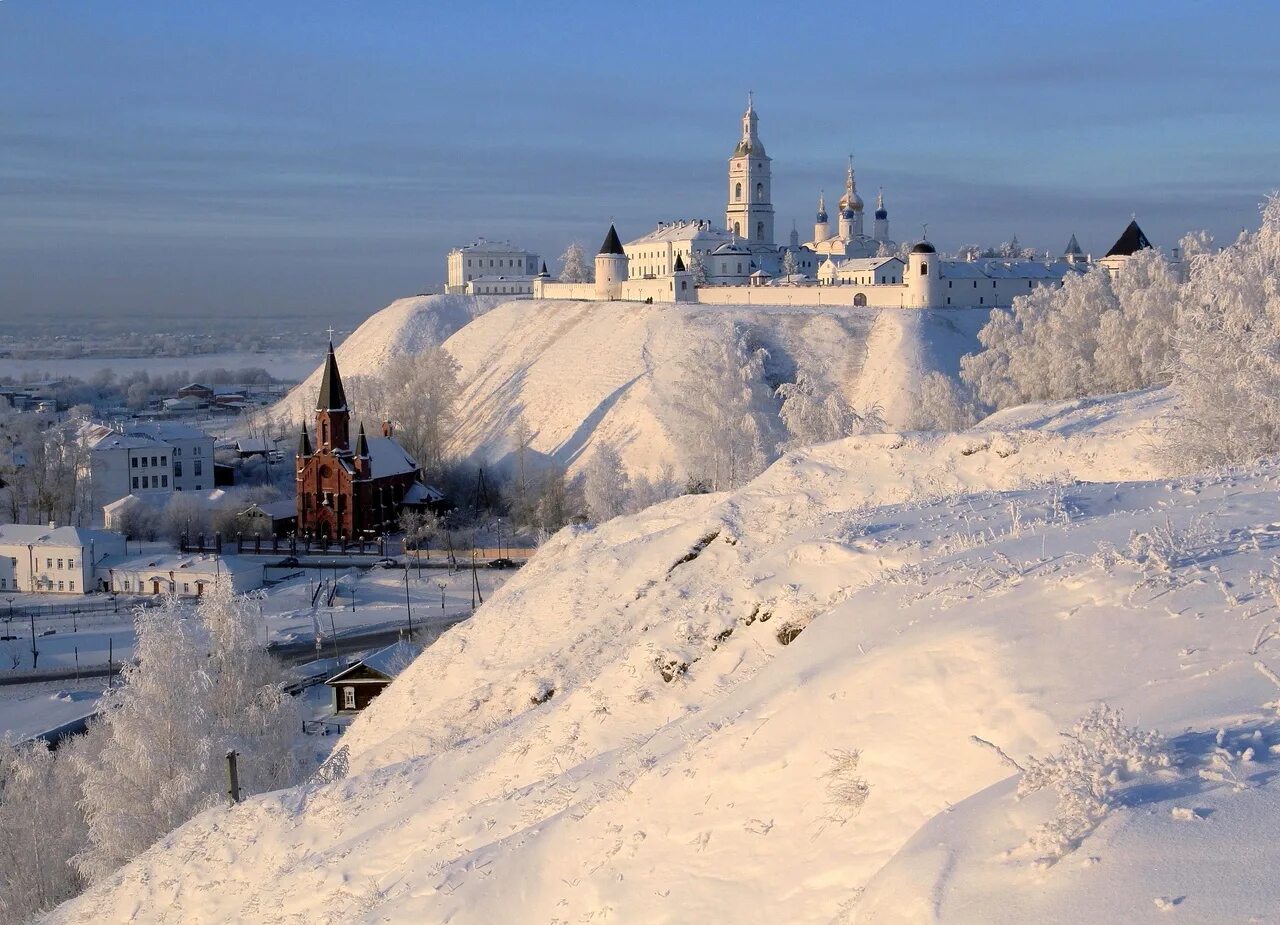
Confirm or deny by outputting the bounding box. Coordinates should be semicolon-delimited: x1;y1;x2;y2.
50;399;1280;924
278;294;991;478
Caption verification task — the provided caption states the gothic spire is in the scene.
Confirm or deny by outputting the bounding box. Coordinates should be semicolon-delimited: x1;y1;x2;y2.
297;421;313;457
316;338;348;412
355;422;369;458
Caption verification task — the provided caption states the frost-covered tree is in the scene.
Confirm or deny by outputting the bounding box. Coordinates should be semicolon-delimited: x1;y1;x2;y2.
961;250;1181;410
198;581;300;793
781;250;800;280
776;373;856;450
909;371;982;432
582;442;631;522
354;349;460;476
1167;194;1280;468
0;735;96;919
687;250;709;286
74;598;215;882
672;323;778;490
558;241;593;283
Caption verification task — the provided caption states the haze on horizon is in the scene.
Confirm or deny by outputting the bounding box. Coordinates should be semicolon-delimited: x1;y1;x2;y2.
2;0;1278;327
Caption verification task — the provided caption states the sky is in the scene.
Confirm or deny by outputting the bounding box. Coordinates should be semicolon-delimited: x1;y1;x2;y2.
2;0;1278;327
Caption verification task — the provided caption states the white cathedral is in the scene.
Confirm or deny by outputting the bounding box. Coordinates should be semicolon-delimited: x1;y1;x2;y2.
522;97;1151;309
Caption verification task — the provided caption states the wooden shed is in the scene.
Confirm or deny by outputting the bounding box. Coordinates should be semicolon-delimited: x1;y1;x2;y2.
323;641;419;714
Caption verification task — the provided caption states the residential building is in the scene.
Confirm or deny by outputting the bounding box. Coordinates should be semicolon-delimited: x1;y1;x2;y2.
0;524;126;594
324;641;419;713
96;552;264;596
446;239;540;294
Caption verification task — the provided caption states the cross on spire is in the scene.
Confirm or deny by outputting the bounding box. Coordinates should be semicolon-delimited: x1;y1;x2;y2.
325;326;336;344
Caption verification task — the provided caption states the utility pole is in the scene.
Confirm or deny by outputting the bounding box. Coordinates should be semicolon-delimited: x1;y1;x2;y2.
226;750;242;804
403;568;413;636
29;612;37;670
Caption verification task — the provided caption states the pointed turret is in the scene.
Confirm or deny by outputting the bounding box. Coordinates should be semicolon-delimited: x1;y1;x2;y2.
673;253;686;272
1105;220;1151;258
316;339;348;412
1064;233;1084;263
297;421;313;458
355;422;369;458
598;224;625;256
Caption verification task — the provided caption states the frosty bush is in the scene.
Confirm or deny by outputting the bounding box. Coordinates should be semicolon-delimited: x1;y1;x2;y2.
820;748;870;826
1017;704;1169;862
961;249;1181;410
909;371;981;432
1166;193;1280;468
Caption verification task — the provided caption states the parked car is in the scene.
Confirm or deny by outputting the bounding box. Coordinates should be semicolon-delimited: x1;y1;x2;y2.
277;556;301;568
372;557;399;569
488;557;516;569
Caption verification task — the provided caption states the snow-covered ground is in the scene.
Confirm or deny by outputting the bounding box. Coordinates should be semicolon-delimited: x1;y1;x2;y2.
49;391;1280;924
0;679;105;743
272;294;992;478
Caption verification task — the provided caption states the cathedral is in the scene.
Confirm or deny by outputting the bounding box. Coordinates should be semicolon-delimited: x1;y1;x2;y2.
295;341;443;543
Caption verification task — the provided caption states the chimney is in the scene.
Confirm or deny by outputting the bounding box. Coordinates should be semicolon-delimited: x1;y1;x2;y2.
382;420;393;438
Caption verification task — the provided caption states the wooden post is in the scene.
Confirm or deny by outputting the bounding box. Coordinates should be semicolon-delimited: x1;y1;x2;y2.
226;750;242;804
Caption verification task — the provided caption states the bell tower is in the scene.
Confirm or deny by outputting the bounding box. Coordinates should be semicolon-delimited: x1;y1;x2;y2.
725;93;774;246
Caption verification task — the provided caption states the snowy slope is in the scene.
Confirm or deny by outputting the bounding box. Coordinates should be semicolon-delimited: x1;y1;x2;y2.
280;294;991;478
50;401;1280;925
274;294;503;422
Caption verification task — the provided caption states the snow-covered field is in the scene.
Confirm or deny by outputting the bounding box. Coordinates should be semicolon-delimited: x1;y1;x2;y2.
1;350;321;384
48;390;1280;924
275;293;992;479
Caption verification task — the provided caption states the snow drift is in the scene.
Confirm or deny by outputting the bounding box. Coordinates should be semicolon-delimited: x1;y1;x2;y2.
50;395;1280;924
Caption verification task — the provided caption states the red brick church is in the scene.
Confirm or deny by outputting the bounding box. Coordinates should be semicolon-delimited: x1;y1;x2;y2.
295;341;443;542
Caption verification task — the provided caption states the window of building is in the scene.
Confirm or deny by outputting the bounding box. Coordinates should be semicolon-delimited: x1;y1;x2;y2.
175;462;182;477
947;297;951;304
980;297;984;304
194;446;201;456
124;580;131;591
343;687;357;709
46;558;52;568
734;182;742;202
161;455;167;465
183;583;189;593
151;456;157;467
0;579;6;589
132;476;139;489
756;221;764;241
174;447;181;457
755;182;764;201
57;558;63;569
141;456;148;468
69;581;75;592
131;457;138;468
68;558;74;568
920;263;928;275
58;581;64;591
161;475;168;487
141;476;148;488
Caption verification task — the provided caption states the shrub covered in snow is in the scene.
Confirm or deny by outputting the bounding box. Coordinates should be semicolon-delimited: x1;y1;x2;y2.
1017;704;1169;863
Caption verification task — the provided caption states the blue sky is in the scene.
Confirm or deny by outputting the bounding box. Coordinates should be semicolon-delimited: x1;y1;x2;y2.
2;0;1278;324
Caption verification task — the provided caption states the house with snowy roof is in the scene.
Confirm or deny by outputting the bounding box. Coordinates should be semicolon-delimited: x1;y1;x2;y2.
295;340;447;544
324;641;420;714
0;524;126;594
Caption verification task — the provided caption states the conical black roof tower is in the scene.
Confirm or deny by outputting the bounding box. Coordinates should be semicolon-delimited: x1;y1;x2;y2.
316;339;348;411
355;422;369;457
1105;220;1152;258
598;225;625;256
297;421;313;457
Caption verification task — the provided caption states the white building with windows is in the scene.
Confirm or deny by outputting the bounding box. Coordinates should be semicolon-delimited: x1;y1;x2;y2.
84;427;176;519
446;239;541;294
95;552;263;597
0;524;126;595
125;422;215;493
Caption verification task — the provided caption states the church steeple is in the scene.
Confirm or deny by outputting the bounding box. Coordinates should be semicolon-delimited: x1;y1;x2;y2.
314;334;350;453
297;421;313;458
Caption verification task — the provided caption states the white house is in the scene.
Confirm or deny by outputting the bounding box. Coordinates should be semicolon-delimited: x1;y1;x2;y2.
125;422;216;493
84;427;175;517
446;239;540;294
95;552;264;597
0;524;127;595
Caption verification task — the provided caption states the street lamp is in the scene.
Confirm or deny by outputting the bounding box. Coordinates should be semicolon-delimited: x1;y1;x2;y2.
435;578;448;610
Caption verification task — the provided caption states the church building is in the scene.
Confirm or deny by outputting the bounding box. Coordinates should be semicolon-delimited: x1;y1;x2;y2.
295;341;443;543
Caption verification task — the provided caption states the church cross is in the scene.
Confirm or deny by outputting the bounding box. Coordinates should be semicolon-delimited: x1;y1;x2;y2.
326;326;336;344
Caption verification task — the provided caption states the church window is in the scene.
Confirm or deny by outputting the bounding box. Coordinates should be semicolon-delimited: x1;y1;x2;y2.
755;182;764;201
734;183;742;202
756;222;764;241
920;263;928;275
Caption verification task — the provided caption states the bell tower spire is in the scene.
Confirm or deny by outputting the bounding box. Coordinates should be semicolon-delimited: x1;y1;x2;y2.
314;335;350;453
725;94;774;246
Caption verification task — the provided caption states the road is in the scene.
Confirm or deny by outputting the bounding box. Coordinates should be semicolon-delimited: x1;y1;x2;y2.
0;613;471;687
